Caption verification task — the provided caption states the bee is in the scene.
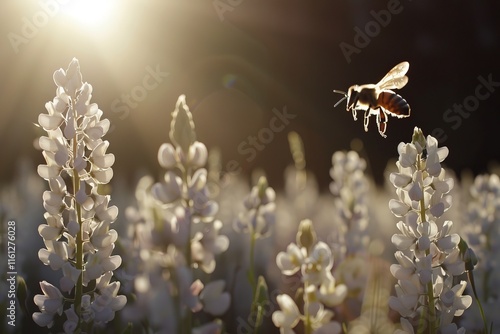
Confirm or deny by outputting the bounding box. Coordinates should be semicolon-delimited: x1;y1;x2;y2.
334;61;411;137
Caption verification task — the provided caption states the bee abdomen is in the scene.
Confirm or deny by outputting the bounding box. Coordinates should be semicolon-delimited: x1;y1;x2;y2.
378;91;410;117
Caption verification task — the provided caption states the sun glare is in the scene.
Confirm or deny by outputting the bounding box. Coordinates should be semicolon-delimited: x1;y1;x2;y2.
62;0;116;27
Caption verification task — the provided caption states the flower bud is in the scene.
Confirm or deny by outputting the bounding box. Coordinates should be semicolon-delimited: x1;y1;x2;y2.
296;219;316;250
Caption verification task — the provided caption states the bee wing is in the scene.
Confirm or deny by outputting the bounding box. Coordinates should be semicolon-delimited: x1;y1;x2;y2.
376;61;409;90
378;76;409;90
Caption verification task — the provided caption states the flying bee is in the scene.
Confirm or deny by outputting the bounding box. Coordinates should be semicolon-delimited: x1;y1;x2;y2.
334;61;411;137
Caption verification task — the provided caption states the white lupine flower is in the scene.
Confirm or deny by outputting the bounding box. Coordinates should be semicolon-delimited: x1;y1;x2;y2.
33;58;126;330
152;171;183;204
84;245;122;284
122;95;229;332
388;127;469;333
395;318;415;334
307;301;336;331
60;262;81;292
460;173;500;331
158;143;177;169
80;294;94;322
63;306;78;333
329;150;370;302
188;141;209;168
38;239;69;270
272;294;301;332
276;243;305;275
389;275;421;318
92;280;127;324
274;219;345;334
32;281;64;328
177;268;203;313
333;256;367;298
199;280;230;316
235;176;276;238
152;98;218;227
303;241;334;285
437;280;472;326
191;220;229;273
38;212;64;240
317;271;348;307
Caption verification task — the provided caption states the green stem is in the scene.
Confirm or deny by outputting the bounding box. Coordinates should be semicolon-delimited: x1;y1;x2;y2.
417;155;436;334
181;166;192;334
248;230;260;334
425;280;436;334
304;281;312;334
467;270;489;334
252;304;263;334
248;204;265;334
248;231;257;295
72;133;84;329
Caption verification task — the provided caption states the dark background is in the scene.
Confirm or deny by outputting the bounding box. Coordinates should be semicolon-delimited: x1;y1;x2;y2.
1;0;499;190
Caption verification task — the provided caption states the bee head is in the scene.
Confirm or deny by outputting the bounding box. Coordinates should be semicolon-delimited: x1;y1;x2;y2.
346;85;360;110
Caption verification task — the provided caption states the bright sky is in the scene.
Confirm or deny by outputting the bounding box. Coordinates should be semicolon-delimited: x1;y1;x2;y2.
60;0;117;27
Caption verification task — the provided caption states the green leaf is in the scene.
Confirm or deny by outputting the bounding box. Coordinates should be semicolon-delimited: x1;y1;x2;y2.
458;237;478;271
253;275;269;307
250;276;269;330
16;275;29;316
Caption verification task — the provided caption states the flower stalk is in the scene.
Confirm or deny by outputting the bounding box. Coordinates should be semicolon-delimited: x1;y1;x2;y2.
151;95;230;333
388;127;471;333
461;174;500;332
273;219;347;334
33;58;126;332
235;175;275;333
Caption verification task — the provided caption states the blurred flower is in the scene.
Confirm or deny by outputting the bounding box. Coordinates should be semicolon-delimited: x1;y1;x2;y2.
272;294;301;332
329;150;370;259
122;95;229;333
191;220;229;273
274;219;346;333
199;280;230;316
460;173;500;330
234;176;276;238
276;243;305;276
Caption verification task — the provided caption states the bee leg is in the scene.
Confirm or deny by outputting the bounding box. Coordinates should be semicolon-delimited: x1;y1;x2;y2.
377;108;388;138
352;108;358;121
351;97;360;121
363;107;371;132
